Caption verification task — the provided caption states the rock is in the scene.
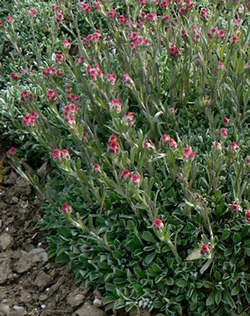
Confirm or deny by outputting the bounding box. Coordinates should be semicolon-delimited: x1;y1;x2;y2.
39;294;48;302
129;308;151;316
20;291;32;303
75;302;106;316
0;257;12;284
13;306;24;312
0;304;11;315
0;234;13;250
14;253;33;274
67;288;86;308
28;248;48;263
33;271;51;289
10;197;19;204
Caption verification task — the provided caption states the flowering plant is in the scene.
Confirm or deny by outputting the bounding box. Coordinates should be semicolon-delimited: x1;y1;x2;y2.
2;0;250;315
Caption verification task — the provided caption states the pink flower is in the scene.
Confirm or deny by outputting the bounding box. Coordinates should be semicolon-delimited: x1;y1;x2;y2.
168;138;178;149
153;218;164;231
200;9;209;21
107;73;117;85
195;193;201;200
219;128;227;139
108;9;117;19
22;114;37;127
161;134;170;143
110;99;123;113
28;9;38;17
21;90;36;101
138;0;146;6
120;169;132;181
62;40;71;49
217;61;225;70
93;163;101;174
82;130;88;141
123;74;133;85
47;89;57;101
56;53;65;63
64;104;78;116
118;15;129;24
86;65;103;80
0;20;5;26
144;140;155;150
6;16;14;23
184;147;196;161
122;112;135;125
245;210;250;222
223;117;230;125
65;116;76;126
66;84;72;91
229;141;240;152
230;201;242;212
51;149;61;161
214;141;222;151
10;72;19;81
231;36;239;44
61;203;72;214
169;45;181;58
245;156;250;167
93;2;102;10
108;135;120;153
56;12;64;23
80;2;91;12
200;244;211;256
61;149;70;160
52;4;60;12
131;173;141;186
6;147;17;157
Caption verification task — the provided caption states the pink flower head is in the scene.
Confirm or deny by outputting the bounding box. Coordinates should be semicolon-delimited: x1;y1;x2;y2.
230;201;242;212
46;89;57;101
118;15;129;24
52;4;60;12
195;193;201;200
51;149;61;161
62;40;71;49
200;9;209;21
6;16;14;23
231;36;239;44
219;128;227;139
64;103;78;116
144;140;155;150
28;8;38;17
229;141;240;152
120;169;132;181
86;65;103;81
181;29;188;38
184;147;196;161
200;244;211;256
169;45;181;58
245;156;250;167
66;84;72;91
0;20;4;26
108;9;117;19
93;2;102;10
61;203;72;214
56;53;65;63
108;135;120;153
122;112;135;125
145;13;157;22
179;7;186;15
217;61;225;70
168;138;178;149
22;114;37;127
93;163;101;174
10;72;19;81
61;149;70;160
131;173;141;186
21;90;36;101
153;218;164;231
193;33;202;42
245;210;250;222
214;141;222;151
110;99;123;113
223;117;230;125
82;130;88;141
80;2;91;12
65;116;76;126
161;134;170;143
107;73;117;85
138;0;146;6
6;147;17;157
123;74;133;85
56;12;64;23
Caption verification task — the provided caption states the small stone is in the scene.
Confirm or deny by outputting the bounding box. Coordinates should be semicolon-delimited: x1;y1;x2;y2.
13;306;24;312
67;288;87;308
75;302;106;316
39;294;48;302
10;197;19;204
93;298;102;307
0;234;13;250
0;257;12;284
20;291;32;303
40;305;46;309
33;271;51;289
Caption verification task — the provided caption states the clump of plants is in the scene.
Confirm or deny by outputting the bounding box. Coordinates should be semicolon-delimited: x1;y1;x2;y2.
2;0;250;315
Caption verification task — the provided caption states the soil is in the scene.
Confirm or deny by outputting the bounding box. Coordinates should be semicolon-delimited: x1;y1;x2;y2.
0;155;110;316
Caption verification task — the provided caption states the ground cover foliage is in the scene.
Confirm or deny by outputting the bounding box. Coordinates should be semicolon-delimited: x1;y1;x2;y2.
1;0;250;315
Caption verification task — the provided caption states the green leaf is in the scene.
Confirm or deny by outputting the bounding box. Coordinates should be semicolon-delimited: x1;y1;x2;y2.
206;292;215;306
142;231;157;243
223;292;236;308
233;233;241;243
144;252;156;265
176;280;188;288
106;283;116;292
214;270;221;281
231;285;240;296
215;291;222;305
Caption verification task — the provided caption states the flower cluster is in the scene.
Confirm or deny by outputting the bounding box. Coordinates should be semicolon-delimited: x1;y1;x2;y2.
51;149;70;161
108;135;120;153
83;31;101;45
64;104;79;127
129;32;150;51
110;99;123;113
21;90;36;101
22;111;39;127
86;64;103;81
42;67;63;77
161;134;178;149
